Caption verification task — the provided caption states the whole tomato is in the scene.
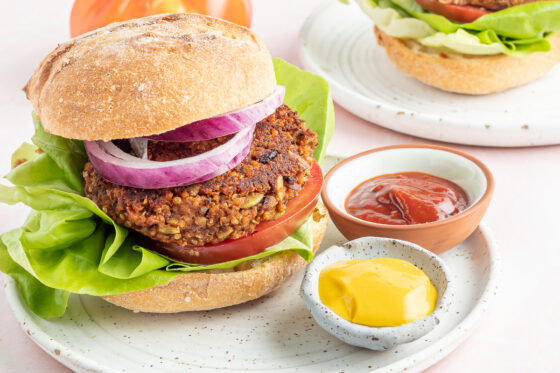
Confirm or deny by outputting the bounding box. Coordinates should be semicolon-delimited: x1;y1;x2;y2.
70;0;252;38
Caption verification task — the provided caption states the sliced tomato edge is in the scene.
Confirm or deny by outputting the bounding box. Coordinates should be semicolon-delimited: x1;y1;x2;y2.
414;0;491;23
143;161;323;265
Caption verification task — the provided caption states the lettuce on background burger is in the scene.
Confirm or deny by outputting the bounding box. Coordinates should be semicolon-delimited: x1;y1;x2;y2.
0;13;334;318
348;0;560;94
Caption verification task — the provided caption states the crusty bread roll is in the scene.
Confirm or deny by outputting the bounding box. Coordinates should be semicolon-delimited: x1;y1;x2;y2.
103;203;329;313
374;27;560;95
24;13;276;141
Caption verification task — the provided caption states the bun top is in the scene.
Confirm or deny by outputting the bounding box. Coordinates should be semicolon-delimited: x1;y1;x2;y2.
24;13;276;141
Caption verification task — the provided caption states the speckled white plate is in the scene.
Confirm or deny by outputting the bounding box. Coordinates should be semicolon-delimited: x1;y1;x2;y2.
4;156;500;373
299;1;560;147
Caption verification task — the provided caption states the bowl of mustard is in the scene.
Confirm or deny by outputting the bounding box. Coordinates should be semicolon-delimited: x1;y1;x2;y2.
300;236;453;350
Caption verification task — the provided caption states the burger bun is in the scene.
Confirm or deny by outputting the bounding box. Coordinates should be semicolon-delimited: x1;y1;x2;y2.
374;27;560;95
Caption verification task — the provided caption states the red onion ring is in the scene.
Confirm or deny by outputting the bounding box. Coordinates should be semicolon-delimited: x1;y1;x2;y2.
145;85;285;142
84;125;255;189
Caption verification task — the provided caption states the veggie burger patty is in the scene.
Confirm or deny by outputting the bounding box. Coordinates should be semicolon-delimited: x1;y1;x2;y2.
83;104;318;247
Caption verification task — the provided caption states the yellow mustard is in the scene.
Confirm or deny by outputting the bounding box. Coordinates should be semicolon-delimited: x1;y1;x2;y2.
318;258;437;327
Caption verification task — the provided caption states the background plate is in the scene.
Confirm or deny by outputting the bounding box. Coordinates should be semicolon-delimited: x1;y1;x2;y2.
5;156;500;373
299;1;560;147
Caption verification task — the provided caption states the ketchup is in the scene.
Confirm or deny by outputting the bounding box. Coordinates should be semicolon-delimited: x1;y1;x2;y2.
345;172;468;225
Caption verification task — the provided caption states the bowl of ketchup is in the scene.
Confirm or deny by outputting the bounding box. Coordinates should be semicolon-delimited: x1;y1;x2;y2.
322;144;494;253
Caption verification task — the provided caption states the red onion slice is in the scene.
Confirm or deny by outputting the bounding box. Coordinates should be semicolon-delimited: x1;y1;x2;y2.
146;85;285;142
84;125;255;189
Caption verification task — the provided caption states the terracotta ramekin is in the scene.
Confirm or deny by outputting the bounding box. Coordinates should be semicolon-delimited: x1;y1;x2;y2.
321;144;494;254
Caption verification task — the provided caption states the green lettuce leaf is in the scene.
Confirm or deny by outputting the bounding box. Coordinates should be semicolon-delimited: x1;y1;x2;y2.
0;240;69;319
10;142;39;169
273;58;334;165
355;0;560;56
0;58;333;318
31;115;87;194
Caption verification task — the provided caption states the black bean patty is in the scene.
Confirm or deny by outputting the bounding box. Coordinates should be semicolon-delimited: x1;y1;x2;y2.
83;104;318;246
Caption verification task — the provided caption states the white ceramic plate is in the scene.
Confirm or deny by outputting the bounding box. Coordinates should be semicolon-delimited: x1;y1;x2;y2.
299;1;560;147
4;156;500;373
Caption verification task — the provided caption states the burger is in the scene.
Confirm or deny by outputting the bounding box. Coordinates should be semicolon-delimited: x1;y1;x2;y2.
351;0;560;94
0;13;333;318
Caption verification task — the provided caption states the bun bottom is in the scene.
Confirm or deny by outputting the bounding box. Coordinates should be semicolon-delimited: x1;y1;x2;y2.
374;27;560;95
103;203;329;313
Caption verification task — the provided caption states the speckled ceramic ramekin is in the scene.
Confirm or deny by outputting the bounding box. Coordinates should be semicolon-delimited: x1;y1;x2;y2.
300;236;453;350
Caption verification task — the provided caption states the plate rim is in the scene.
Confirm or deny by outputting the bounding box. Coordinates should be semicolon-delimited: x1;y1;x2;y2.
4;154;501;373
298;1;560;147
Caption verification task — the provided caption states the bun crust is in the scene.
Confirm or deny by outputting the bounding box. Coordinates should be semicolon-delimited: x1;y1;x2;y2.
374;27;560;95
25;13;276;141
102;203;329;313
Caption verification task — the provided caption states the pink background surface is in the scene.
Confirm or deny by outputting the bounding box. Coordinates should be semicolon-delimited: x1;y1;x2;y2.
0;1;559;372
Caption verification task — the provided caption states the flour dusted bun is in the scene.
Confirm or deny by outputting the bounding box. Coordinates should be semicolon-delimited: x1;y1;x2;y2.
24;13;276;141
374;27;560;95
102;203;329;313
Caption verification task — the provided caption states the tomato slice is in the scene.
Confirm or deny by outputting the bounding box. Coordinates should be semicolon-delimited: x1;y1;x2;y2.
415;0;490;23
70;0;253;38
141;161;323;265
